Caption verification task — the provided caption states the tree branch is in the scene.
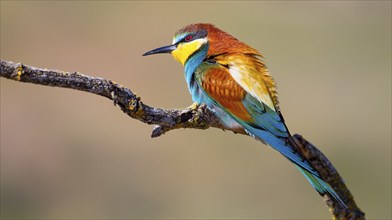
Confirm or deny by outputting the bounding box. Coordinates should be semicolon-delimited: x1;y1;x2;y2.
0;60;364;219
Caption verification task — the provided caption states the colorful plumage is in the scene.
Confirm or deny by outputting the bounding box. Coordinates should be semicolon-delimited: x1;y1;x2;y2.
143;23;346;207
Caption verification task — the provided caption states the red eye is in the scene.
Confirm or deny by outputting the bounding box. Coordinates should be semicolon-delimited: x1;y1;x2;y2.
185;35;193;42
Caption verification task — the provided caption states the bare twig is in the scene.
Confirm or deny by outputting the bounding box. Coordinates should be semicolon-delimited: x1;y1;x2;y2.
0;60;365;219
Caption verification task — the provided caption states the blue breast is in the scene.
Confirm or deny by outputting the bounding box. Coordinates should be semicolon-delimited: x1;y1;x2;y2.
183;44;209;104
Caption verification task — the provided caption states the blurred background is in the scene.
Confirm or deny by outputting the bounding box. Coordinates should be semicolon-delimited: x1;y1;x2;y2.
1;1;391;219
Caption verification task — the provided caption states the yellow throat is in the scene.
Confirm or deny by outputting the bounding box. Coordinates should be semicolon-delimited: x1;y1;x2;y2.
171;38;207;65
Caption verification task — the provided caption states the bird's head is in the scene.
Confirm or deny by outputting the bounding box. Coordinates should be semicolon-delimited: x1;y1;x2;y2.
143;23;260;65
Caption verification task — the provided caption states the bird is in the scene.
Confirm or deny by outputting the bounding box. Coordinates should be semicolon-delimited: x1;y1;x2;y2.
143;23;346;207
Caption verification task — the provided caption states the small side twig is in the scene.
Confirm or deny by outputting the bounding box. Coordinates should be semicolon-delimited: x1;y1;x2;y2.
0;60;364;219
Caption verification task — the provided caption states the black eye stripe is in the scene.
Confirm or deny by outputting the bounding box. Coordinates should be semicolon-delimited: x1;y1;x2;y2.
181;29;208;43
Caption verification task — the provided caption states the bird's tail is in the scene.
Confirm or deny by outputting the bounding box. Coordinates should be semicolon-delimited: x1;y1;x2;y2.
295;164;347;208
286;135;347;208
243;124;347;208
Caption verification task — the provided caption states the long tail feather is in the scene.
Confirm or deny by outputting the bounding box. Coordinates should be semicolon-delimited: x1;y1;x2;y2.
243;123;347;208
296;165;347;208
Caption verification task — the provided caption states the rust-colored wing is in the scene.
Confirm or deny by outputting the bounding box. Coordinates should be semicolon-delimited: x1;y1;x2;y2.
195;60;288;138
199;63;253;122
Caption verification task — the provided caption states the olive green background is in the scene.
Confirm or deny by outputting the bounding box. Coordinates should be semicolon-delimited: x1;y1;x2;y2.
1;1;391;219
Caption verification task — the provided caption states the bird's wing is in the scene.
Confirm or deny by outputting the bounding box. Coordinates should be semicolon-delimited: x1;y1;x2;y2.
195;61;317;176
214;53;280;112
195;58;346;206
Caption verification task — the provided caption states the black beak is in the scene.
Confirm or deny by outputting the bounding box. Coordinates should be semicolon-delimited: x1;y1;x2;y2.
142;44;177;56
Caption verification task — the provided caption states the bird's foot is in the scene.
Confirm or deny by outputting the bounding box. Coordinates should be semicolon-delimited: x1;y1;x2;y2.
187;102;200;111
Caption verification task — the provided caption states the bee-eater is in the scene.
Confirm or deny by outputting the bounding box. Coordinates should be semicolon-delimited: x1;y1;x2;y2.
143;23;346;207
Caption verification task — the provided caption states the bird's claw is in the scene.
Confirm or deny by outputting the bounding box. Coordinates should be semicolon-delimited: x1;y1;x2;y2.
188;102;199;111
